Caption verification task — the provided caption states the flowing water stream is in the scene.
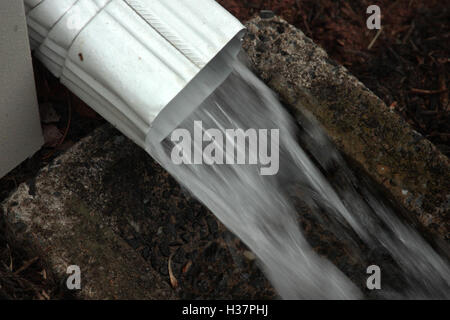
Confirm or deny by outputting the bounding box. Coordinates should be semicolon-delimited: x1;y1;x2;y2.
146;57;450;299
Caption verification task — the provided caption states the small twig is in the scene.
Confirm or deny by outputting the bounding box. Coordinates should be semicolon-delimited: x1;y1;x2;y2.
41;290;51;300
7;244;13;272
302;14;312;36
425;32;450;41
182;260;192;274
402;22;414;44
368;27;383;50
14;256;39;275
168;253;178;289
59;90;73;146
410;88;447;95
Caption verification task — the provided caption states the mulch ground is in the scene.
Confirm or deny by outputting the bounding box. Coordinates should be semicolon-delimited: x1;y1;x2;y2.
0;0;448;299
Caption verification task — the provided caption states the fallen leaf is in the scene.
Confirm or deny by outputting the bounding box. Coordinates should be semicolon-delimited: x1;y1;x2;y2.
168;254;178;289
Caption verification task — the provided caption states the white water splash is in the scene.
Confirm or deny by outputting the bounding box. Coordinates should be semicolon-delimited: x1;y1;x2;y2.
146;57;450;299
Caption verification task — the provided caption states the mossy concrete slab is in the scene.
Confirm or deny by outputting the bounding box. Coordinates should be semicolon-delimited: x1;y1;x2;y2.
1;125;275;299
1;129;175;300
243;16;449;241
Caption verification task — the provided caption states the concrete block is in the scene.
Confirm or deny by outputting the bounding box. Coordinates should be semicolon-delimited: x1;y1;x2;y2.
243;16;449;240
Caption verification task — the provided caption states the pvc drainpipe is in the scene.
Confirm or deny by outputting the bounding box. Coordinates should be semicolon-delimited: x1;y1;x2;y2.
24;0;245;148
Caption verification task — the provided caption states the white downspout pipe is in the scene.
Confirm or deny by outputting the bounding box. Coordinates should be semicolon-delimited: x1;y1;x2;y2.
24;0;245;148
